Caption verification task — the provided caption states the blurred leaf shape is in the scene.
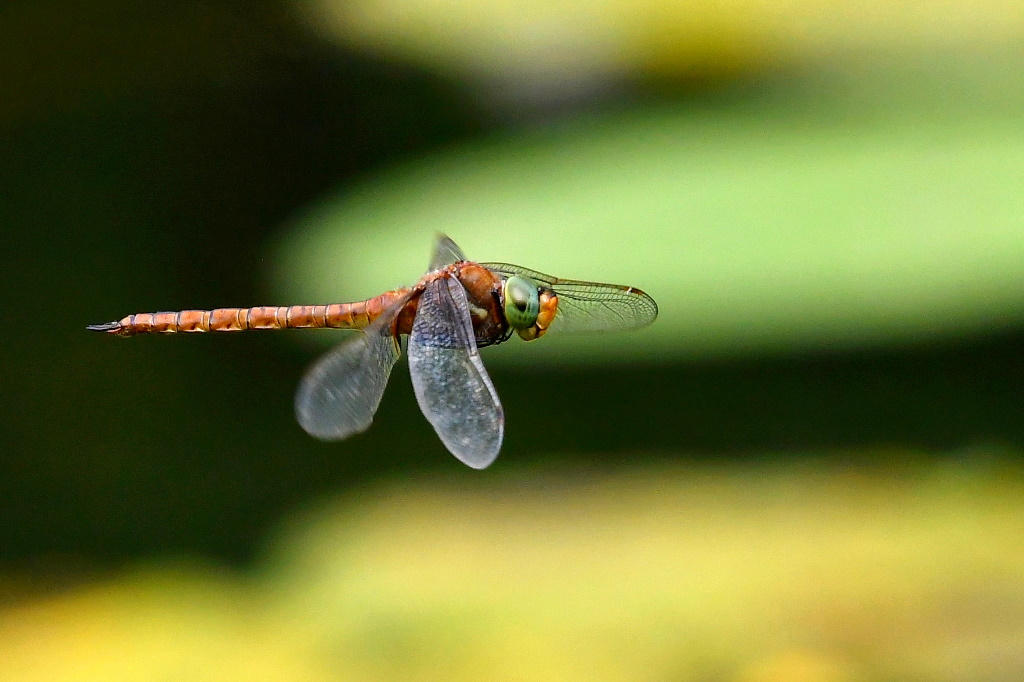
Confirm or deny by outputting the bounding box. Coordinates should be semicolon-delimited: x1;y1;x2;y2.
296;0;1024;85
273;96;1024;364
2;458;1023;681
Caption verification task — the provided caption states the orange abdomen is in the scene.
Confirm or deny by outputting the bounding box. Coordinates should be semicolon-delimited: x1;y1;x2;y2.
88;289;412;336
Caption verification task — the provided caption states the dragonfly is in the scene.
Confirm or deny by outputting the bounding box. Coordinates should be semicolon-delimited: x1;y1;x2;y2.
89;235;657;468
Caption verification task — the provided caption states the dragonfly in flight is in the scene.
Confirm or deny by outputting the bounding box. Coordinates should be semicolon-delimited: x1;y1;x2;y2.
89;235;657;468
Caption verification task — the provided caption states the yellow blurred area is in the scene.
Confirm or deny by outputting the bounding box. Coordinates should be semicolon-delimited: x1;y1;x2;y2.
0;568;329;682
2;459;1022;681
298;0;1024;80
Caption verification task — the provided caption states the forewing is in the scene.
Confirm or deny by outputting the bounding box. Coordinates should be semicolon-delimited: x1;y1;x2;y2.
294;295;410;440
408;276;504;468
427;234;467;272
482;262;658;332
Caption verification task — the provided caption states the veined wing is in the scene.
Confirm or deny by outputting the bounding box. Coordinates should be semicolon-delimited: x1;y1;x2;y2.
427;233;467;272
482;262;658;333
408;276;503;469
294;293;412;440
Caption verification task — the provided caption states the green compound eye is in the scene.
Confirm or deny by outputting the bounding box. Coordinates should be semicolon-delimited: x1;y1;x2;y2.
502;275;540;331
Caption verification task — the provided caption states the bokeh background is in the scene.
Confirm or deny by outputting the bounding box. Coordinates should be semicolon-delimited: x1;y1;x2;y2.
3;1;1024;680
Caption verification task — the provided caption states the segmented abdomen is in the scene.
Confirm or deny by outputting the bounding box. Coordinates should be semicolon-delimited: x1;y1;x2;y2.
88;290;411;336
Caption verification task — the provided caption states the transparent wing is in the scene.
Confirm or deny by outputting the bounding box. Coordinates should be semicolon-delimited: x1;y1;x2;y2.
408;276;503;469
482;262;658;332
294;294;411;440
427;234;467;272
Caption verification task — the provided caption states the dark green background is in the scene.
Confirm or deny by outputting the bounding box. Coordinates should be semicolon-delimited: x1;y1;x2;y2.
2;1;1022;577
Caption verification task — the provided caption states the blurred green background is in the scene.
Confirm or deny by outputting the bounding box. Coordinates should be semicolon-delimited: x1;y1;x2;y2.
2;1;1024;680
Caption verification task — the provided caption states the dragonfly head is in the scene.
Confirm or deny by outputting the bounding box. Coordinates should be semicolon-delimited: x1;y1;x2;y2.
502;275;558;341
